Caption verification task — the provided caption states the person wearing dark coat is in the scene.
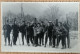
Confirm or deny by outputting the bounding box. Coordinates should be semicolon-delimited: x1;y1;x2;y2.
55;19;62;48
3;20;12;46
61;25;67;49
29;23;34;44
56;22;63;48
63;22;70;48
12;20;19;45
39;22;45;45
26;22;33;46
45;21;53;47
33;23;38;47
20;21;27;45
52;24;56;47
56;22;67;49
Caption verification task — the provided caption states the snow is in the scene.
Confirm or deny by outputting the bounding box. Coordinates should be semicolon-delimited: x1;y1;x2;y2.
1;30;80;53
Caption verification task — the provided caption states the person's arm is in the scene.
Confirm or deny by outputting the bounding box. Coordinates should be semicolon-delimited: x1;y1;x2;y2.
9;25;12;33
3;25;6;35
3;25;5;30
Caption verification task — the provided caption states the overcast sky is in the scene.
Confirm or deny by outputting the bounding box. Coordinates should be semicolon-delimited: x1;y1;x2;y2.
1;2;79;18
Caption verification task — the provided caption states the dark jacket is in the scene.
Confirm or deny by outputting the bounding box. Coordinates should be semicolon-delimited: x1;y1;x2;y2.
47;25;53;36
64;24;69;32
27;25;34;36
52;26;56;36
12;24;19;37
3;24;12;36
20;24;26;34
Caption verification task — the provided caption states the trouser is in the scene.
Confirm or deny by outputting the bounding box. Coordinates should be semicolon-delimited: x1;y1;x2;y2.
57;35;62;47
34;36;38;46
22;33;26;45
13;33;18;45
13;36;17;45
27;35;33;44
52;35;56;47
45;34;52;46
5;34;10;45
39;32;44;45
65;32;70;48
62;35;66;48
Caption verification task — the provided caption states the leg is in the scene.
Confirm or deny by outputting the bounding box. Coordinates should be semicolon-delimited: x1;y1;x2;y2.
22;33;24;45
27;35;29;44
31;34;34;44
32;36;34;45
13;35;15;45
61;35;65;49
4;35;7;46
8;35;10;45
67;33;70;48
39;37;41;45
34;36;38;47
38;33;41;45
15;36;17;45
49;36;52;46
42;36;44;45
53;36;56;47
36;35;38;46
14;34;18;45
13;36;16;45
64;36;66;48
42;32;44;45
57;35;61;47
30;36;33;44
24;33;27;44
57;35;59;47
34;36;36;46
44;35;48;47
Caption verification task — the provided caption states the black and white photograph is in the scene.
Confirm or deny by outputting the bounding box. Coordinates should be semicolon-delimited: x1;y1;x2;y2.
1;2;80;52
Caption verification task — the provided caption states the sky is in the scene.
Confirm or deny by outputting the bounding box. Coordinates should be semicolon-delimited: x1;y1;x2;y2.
1;2;79;18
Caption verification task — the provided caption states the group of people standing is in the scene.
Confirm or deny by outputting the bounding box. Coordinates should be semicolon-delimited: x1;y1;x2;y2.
3;18;70;49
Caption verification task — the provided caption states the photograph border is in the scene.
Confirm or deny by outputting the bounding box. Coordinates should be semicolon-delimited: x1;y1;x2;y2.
0;0;80;54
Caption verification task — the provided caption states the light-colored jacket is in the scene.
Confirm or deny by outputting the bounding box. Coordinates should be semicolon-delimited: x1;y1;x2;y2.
36;27;42;34
33;27;37;36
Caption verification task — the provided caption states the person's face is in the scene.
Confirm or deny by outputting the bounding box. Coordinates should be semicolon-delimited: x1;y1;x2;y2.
53;22;55;25
48;23;50;26
19;23;21;26
58;23;60;27
23;22;25;25
6;22;8;24
41;23;42;25
41;22;44;25
6;21;9;25
14;21;17;24
27;23;30;26
30;22;32;25
50;23;52;26
10;21;13;26
60;23;62;26
38;24;40;27
56;19;58;23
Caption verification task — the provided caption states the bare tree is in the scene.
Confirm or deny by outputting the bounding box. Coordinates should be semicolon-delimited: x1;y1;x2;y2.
42;5;63;23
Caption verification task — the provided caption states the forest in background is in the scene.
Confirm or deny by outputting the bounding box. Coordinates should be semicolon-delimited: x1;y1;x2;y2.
2;5;78;31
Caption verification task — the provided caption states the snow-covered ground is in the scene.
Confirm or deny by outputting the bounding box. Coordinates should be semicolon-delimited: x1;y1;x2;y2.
1;30;80;53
